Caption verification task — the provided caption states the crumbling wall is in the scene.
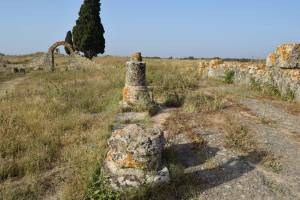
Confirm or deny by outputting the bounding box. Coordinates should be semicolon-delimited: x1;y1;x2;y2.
199;44;300;101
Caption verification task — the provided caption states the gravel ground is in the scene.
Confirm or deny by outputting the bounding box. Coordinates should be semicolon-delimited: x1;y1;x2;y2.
152;82;300;200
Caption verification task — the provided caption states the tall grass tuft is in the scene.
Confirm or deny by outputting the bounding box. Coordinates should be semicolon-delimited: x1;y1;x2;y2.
184;92;225;113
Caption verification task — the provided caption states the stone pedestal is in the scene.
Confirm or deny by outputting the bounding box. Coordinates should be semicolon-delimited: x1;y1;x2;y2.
104;124;169;189
122;53;153;109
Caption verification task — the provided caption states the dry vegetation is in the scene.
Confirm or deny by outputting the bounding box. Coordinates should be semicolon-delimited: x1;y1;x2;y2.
0;55;296;199
0;65;124;199
0;56;201;200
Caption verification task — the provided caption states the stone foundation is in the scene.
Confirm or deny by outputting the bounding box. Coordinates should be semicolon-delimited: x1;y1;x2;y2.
199;44;300;101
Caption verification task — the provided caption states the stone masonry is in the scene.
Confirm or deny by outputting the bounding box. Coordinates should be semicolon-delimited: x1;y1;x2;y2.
122;53;153;109
199;43;300;101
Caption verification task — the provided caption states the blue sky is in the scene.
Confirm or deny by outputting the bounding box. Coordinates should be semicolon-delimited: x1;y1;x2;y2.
0;0;299;58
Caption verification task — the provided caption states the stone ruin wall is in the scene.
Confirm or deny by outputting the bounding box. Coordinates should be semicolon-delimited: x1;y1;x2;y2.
199;43;300;101
27;51;101;71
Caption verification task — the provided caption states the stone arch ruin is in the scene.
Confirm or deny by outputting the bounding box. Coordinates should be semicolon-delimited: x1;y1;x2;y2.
44;41;75;71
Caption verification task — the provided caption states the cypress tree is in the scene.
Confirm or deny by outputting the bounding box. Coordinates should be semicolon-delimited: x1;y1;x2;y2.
73;0;105;59
64;31;73;55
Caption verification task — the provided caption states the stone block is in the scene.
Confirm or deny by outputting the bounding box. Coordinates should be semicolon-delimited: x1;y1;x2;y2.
104;124;169;189
275;44;300;69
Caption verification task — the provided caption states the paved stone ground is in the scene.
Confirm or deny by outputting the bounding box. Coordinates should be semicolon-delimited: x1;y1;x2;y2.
149;81;300;200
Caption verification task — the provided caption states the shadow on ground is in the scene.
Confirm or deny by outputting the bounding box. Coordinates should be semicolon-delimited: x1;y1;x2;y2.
129;142;264;200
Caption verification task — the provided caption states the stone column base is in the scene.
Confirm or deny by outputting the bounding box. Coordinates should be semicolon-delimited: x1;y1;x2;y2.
103;124;170;190
122;85;154;110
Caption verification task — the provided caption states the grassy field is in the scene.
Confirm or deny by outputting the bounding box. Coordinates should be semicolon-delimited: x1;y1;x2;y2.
0;56;201;200
1;55;298;199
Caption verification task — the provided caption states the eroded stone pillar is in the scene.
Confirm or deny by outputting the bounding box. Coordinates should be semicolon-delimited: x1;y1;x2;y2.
122;52;152;109
104;124;169;189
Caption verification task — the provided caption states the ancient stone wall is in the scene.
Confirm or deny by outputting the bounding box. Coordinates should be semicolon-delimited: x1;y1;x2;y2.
199;44;300;101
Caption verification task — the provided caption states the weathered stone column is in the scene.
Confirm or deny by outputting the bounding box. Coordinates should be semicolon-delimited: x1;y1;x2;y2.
104;124;169;189
122;53;152;109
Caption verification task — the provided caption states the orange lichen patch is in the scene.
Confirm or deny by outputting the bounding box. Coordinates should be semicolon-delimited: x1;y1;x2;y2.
119;153;145;169
256;70;266;75
257;63;267;70
123;87;129;101
210;59;224;67
113;129;127;137
287;69;300;81
106;150;114;161
199;61;209;68
267;53;277;66
276;44;291;61
131;52;142;62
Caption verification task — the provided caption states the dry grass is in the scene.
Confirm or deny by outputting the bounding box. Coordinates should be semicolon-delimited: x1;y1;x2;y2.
183;92;225;113
0;53;43;65
224;121;257;153
1;54;286;199
224;119;282;173
0;64;124;199
0;55;202;200
146;59;200;105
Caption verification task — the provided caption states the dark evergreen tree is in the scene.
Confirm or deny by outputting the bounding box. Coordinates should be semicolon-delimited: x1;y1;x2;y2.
72;0;105;59
64;31;73;55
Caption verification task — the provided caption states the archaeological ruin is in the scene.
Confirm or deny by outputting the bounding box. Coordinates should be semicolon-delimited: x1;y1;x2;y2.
104;53;170;190
122;52;154;109
199;43;300;102
43;41;75;71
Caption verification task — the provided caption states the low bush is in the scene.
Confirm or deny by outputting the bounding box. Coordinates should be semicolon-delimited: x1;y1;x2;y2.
223;70;235;84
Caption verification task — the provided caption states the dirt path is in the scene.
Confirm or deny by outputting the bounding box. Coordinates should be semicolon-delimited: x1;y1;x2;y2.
150;82;300;200
0;76;26;98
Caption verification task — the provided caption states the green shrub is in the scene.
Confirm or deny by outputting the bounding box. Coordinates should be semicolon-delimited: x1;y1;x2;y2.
223;70;235;84
282;87;296;102
250;77;261;91
250;77;295;101
164;92;185;107
85;166;119;200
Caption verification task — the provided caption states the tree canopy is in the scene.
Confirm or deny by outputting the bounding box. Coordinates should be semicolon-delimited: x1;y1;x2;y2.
73;0;105;59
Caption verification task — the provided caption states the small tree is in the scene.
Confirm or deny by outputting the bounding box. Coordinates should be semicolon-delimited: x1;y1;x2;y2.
73;0;105;59
64;31;73;55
